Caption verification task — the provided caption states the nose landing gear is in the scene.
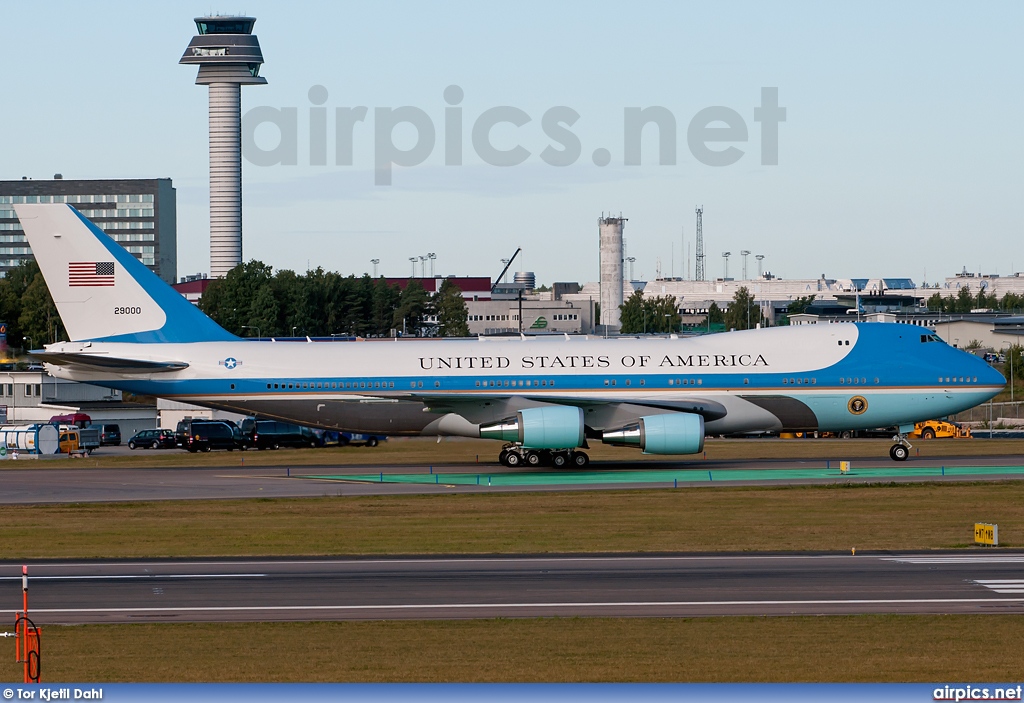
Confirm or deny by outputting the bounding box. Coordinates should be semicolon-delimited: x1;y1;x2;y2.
889;433;912;461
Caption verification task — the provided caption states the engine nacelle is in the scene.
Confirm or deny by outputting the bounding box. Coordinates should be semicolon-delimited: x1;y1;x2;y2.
479;405;585;449
602;413;705;455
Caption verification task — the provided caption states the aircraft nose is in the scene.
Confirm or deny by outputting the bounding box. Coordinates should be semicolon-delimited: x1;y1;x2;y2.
982;360;1007;388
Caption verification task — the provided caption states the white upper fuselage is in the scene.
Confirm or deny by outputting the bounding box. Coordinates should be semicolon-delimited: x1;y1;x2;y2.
41;323;1004;436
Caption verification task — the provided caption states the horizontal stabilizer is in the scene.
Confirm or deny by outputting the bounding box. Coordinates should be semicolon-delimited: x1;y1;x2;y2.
35;352;189;374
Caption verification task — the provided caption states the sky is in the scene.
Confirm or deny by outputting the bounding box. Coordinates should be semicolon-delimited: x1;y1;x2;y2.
2;1;1022;286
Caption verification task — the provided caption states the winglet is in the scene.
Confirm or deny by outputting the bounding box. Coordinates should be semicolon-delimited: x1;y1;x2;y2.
15;204;236;343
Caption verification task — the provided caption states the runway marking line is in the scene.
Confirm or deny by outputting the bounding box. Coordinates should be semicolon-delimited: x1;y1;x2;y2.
883;556;1024;564
974;580;1024;593
5;553;1023;572
0;574;267;581
12;597;1024;616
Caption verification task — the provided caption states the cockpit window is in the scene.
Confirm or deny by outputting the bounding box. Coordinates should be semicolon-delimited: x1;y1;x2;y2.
920;334;943;343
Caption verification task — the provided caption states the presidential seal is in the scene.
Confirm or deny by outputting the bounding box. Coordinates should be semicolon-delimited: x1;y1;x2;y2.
847;395;868;415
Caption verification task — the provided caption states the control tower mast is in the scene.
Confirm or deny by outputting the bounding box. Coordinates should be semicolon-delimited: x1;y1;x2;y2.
180;16;266;278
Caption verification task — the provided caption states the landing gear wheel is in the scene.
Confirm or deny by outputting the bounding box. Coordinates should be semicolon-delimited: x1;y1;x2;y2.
498;449;510;465
889;444;909;461
525;451;542;466
572;451;590;467
504;451;522;467
551;452;568;468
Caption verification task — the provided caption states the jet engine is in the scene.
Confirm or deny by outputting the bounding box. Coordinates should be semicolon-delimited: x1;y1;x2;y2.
479;406;585;449
602;413;705;455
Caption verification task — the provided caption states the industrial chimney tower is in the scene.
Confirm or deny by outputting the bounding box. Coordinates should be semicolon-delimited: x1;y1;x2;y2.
599;215;627;330
180;16;266;278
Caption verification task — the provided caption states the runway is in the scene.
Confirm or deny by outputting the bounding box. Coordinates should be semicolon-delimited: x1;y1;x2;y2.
2;552;1022;624
2;453;1024;503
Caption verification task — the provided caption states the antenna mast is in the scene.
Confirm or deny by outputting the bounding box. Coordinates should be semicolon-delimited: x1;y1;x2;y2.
695;207;705;281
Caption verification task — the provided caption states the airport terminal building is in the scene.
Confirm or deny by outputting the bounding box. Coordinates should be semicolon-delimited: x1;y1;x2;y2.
0;177;177;284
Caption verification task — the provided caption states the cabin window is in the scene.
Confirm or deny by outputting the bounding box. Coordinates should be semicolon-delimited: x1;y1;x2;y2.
230;384;235;390
743;378;749;385
435;381;440;388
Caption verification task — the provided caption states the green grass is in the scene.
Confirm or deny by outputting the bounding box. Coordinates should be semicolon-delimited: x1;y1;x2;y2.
1;482;1022;558
4;442;1024;683
12;616;1023;682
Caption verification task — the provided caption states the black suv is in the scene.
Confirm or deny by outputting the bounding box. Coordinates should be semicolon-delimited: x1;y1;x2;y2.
99;424;122;446
128;429;176;450
182;420;247;452
251;420;322;449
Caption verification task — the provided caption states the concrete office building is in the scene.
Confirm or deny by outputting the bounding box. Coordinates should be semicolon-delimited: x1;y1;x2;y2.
0;177;177;283
0;369;156;434
180;16;266;278
466;299;595;336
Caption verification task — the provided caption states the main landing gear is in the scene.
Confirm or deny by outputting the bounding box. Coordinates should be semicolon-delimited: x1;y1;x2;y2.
889;433;912;462
498;444;589;468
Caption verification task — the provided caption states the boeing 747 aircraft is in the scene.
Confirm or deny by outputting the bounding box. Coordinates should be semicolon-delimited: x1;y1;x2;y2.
15;204;1004;465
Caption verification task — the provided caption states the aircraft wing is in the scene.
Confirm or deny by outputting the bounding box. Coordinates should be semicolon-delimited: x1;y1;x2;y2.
393;391;728;425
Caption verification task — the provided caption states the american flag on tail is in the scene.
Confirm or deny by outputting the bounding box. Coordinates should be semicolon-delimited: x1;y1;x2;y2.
69;261;115;287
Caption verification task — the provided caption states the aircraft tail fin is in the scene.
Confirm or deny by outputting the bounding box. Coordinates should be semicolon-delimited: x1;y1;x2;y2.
15;204;236;344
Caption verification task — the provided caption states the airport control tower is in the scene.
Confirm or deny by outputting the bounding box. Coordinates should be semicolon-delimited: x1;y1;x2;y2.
180;16;266;278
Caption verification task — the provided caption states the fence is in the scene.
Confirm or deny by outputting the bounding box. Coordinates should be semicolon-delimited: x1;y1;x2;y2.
951;401;1024;426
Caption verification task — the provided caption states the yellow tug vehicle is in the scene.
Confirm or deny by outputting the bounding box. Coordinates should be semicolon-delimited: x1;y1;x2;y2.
908;419;972;439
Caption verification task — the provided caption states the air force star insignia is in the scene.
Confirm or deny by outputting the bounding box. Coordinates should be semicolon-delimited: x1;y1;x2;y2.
220;357;240;369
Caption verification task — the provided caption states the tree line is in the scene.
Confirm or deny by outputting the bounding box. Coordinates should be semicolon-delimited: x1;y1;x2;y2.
925;287;1024;314
0;260;65;349
619;286;763;334
198;260;469;338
